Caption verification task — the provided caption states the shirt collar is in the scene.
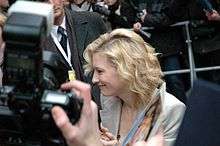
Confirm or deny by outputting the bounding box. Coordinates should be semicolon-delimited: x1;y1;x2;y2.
51;16;67;37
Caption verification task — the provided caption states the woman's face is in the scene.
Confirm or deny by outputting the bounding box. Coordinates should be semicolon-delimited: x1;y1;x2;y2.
104;0;117;6
92;52;126;97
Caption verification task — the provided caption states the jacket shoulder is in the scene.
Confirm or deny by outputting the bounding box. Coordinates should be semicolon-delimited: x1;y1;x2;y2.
161;92;186;146
163;92;185;110
69;10;104;23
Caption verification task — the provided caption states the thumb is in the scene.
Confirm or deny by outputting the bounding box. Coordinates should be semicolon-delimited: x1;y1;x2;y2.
52;106;78;139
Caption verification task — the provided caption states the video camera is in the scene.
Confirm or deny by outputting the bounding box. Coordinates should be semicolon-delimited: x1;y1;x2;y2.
0;1;83;146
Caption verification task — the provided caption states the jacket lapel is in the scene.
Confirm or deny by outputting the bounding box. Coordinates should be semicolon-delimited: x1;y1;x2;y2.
45;35;70;68
74;20;88;56
148;82;166;139
65;9;88;81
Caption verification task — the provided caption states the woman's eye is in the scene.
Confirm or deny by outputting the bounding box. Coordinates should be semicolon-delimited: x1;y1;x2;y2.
97;70;103;74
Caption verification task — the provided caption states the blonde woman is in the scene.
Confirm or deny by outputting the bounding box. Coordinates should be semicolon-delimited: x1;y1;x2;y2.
51;29;185;146
83;28;185;146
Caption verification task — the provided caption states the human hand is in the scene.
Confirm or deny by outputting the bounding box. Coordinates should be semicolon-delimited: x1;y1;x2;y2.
205;9;220;21
133;129;164;146
51;80;102;146
133;22;142;32
100;124;118;146
140;9;147;22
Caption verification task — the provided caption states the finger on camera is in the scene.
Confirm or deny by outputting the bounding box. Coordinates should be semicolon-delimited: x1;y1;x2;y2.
61;81;91;100
51;106;77;138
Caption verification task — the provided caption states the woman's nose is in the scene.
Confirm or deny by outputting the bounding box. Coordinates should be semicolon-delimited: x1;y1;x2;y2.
92;72;99;84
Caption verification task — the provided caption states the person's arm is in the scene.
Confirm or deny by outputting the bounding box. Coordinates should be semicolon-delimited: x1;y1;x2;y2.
141;2;174;27
142;0;189;27
133;2;173;31
51;80;102;146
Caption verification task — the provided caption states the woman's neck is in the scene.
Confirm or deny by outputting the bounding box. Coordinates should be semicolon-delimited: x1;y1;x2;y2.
118;103;140;144
118;91;143;110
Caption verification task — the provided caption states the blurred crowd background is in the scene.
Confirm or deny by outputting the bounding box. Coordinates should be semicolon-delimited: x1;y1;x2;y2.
1;0;220;103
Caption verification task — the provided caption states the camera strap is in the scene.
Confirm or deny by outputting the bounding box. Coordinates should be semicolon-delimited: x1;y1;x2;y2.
51;32;76;81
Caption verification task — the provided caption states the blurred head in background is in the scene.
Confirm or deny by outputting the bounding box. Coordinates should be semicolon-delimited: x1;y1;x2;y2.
0;13;6;86
0;0;9;9
43;0;65;25
0;0;9;14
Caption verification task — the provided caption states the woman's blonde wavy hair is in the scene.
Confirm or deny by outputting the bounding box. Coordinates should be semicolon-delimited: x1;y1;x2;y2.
84;29;163;106
0;13;6;28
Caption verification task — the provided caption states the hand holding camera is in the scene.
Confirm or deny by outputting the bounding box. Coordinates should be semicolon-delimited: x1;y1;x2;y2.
52;80;102;146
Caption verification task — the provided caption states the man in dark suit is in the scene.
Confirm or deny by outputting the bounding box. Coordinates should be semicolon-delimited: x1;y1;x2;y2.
42;0;107;86
175;79;220;146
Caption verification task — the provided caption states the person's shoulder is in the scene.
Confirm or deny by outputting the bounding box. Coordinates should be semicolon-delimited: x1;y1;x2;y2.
70;10;107;33
79;11;102;18
163;92;185;110
68;10;103;22
82;12;104;25
159;92;186;146
161;91;186;122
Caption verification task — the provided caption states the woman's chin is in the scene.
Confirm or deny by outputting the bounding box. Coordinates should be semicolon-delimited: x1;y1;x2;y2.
101;92;108;96
100;91;111;97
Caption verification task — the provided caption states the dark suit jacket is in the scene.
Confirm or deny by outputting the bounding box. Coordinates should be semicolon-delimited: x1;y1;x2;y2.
175;79;220;146
42;9;107;85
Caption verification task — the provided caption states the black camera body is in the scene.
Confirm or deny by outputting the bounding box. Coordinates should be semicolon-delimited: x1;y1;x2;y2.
0;1;83;146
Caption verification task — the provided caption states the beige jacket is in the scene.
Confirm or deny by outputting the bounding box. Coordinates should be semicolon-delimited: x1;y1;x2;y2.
100;83;186;146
